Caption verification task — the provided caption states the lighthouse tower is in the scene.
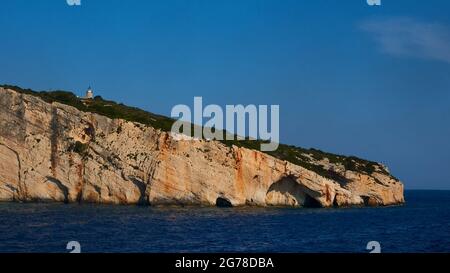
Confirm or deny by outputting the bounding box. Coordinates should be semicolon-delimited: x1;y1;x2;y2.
85;86;94;99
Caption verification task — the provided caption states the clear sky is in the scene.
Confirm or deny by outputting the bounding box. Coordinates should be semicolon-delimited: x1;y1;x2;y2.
1;0;449;190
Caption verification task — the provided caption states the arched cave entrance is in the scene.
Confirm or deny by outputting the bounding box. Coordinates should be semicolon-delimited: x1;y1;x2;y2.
216;197;233;208
265;176;323;208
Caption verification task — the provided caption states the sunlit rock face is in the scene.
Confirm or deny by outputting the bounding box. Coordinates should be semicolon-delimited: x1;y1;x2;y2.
0;88;404;207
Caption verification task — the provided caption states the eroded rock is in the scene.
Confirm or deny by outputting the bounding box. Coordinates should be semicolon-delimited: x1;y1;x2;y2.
0;88;405;207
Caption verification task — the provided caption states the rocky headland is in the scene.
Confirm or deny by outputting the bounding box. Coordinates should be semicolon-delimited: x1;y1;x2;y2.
0;86;404;207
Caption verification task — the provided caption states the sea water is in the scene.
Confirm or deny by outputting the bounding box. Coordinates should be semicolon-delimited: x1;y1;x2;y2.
0;190;448;253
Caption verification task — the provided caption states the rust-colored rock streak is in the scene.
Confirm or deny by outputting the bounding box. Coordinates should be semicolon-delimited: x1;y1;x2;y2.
0;88;405;207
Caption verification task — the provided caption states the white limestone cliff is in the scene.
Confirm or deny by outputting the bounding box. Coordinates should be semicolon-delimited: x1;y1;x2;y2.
0;88;404;207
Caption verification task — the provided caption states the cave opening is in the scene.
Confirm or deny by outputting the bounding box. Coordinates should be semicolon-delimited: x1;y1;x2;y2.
216;197;233;208
266;176;323;208
303;194;323;208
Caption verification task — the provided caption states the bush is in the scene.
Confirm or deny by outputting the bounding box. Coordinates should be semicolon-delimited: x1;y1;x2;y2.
2;84;396;181
73;141;89;155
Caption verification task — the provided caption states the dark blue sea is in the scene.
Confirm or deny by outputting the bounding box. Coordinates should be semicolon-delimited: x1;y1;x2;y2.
0;190;448;253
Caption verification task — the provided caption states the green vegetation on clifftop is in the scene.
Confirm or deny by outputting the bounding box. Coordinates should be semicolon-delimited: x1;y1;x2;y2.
1;84;397;182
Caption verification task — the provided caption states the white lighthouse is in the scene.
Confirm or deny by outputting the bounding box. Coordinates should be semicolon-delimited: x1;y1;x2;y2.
85;86;94;99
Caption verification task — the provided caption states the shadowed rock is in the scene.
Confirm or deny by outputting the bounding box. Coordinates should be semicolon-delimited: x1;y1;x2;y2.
0;87;405;207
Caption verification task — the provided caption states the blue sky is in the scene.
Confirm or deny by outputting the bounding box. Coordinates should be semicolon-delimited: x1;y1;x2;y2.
1;0;450;189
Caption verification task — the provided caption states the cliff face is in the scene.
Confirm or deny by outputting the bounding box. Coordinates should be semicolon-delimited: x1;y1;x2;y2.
0;88;404;207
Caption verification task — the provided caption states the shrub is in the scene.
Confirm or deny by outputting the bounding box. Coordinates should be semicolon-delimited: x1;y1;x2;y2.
2;84;396;181
73;141;89;155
